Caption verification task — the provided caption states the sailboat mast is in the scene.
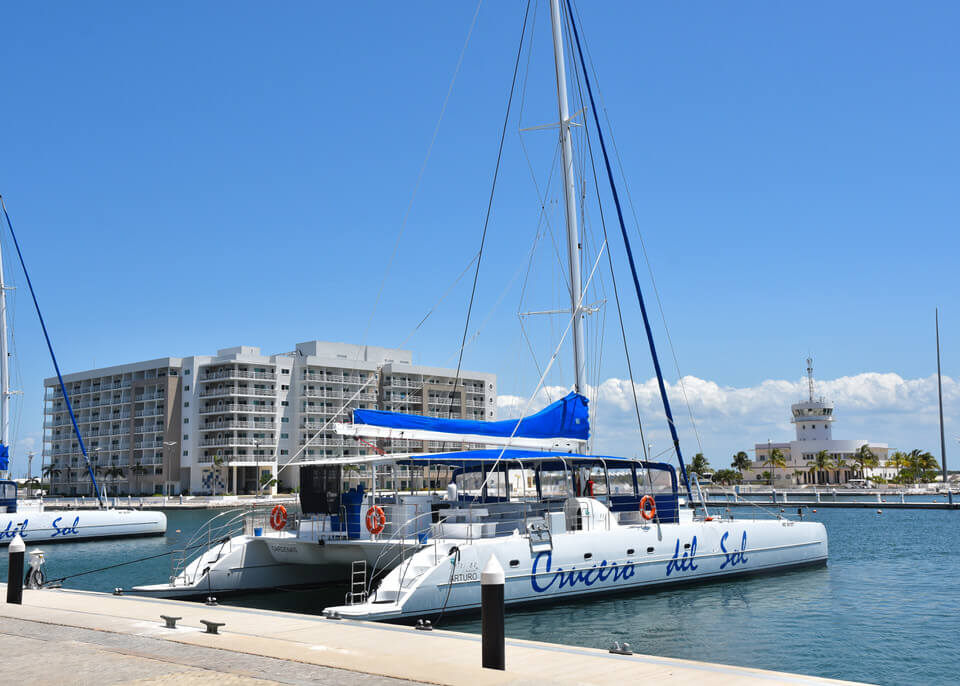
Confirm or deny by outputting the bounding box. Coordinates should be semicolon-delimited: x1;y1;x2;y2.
936;309;947;485
0;235;9;465
549;0;586;396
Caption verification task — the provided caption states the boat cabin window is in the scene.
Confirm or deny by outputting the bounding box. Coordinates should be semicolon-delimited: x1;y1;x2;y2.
538;467;573;498
638;465;675;494
0;482;16;500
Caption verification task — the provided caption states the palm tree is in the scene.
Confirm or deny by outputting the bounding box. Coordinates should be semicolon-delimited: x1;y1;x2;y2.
763;448;787;484
905;449;938;484
887;451;909;482
103;467;125;496
807;450;831;486
41;462;62;485
131;461;147;495
852;445;876;480
831;455;849;484
689;453;710;476
731;451;752;479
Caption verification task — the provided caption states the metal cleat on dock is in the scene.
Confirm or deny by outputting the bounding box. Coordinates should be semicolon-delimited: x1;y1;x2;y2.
609;641;633;655
160;615;181;629
201;620;225;635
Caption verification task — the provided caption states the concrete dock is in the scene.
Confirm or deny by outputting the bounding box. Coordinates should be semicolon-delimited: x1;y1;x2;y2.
0;585;872;685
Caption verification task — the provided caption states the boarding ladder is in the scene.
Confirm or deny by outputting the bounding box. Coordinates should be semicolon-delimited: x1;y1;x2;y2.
346;560;368;605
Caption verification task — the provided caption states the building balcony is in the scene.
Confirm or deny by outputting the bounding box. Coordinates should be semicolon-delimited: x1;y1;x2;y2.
200;421;275;431
134;409;164;418
198;438;275;448
199;403;275;415
198;386;276;399
200;369;277;382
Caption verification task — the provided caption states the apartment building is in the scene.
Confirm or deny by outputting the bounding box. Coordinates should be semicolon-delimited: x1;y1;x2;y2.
43;341;496;496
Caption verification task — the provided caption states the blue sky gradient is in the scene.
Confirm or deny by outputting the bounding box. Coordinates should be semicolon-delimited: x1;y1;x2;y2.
1;1;957;473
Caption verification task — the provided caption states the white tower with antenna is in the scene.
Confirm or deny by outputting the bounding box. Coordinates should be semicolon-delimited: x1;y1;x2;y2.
791;357;834;441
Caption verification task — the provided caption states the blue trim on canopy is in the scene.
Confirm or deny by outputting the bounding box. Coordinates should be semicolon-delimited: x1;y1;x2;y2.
353;391;589;440
395;448;634;464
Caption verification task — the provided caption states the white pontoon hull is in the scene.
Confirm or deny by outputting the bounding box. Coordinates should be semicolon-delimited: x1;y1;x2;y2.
0;508;166;544
326;517;828;621
131;532;418;598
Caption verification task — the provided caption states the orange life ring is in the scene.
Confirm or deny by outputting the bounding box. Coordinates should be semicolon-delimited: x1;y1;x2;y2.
365;505;386;535
639;495;657;521
270;504;288;530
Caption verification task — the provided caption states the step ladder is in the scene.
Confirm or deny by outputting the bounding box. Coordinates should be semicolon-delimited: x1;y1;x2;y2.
345;560;368;605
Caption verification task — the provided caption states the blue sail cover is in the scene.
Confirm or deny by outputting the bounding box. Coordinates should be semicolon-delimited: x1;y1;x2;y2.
0;444;8;471
353;391;589;441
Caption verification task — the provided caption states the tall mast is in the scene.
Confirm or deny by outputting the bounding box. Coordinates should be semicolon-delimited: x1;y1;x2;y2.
936;309;948;488
0;235;8;473
549;0;586;396
806;357;815;402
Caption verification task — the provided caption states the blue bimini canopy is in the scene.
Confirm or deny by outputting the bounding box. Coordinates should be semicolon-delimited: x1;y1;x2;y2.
352;391;589;441
397;448;632;465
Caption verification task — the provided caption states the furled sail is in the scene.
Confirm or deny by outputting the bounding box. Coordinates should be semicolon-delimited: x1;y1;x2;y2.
352;391;589;441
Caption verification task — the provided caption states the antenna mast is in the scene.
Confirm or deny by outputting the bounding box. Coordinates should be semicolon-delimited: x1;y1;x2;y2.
806;357;815;402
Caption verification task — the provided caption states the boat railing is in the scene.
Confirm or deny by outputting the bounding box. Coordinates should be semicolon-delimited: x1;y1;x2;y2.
170;504;291;585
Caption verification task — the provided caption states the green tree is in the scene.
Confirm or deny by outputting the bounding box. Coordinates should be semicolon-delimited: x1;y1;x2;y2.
103;466;125;496
903;449;938;484
886;451;909;483
712;468;741;485
731;451;752;479
259;470;277;496
807;450;831;486
763;448;787;483
831;454;849;484
689;453;711;476
131;460;147;495
852;445;878;480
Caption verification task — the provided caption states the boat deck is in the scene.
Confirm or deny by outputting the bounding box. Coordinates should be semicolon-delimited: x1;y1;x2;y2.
0;584;872;685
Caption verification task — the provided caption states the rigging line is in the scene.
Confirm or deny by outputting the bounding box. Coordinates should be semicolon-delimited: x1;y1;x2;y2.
360;0;483;350
563;0;693;503
570;1;704;455
448;0;532;412
561;7;661;536
0;196;104;508
471;239;607;497
560;4;647;462
276;251;481;475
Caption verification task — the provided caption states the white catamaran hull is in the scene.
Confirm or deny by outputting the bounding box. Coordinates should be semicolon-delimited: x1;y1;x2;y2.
326;516;827;621
0;507;166;544
132;532;418;599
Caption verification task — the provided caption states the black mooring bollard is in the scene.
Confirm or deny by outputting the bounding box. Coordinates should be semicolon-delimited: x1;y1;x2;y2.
7;534;25;605
481;556;505;671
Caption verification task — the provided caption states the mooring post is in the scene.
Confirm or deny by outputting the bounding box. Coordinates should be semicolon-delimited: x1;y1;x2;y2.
481;556;505;671
7;534;25;604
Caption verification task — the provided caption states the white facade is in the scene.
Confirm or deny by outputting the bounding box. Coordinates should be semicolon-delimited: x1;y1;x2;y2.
747;360;891;485
44;341;496;496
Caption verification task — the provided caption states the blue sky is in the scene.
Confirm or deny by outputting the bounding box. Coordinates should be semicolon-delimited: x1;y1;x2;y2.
1;1;957;475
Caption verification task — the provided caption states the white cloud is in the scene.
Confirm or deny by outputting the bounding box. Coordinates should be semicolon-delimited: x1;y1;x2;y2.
497;372;960;467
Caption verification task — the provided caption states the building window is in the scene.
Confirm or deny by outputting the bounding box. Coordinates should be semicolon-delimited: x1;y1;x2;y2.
281;417;289;423
281;385;289;391
185;369;191;375
184;402;189;408
282;369;290;374
184;418;189;424
281;401;289;407
184;385;190;391
183;435;189;441
280;433;288;439
182;450;188;457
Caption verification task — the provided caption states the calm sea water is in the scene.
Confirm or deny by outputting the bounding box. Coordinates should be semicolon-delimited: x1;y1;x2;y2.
3;506;958;685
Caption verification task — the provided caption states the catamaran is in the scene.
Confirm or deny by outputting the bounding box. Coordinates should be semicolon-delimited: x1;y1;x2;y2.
139;0;828;609
0;197;166;543
318;0;828;621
